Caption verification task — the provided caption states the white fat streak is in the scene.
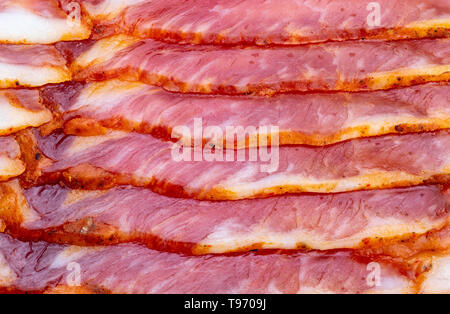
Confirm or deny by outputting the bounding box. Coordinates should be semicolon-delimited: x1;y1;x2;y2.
220;170;448;199
0;62;70;88
4;180;40;225
199;217;445;253
369;276;414;294
219;164;259;184
0;253;17;286
343;115;450;138
0;8;90;44
0;95;51;133
69;131;128;155
359;271;415;294
74;35;139;69
50;246;98;269
76;80;148;111
421;254;450;294
370;65;450;90
194;22;213;34
410;57;435;69
0;155;24;179
83;0;148;19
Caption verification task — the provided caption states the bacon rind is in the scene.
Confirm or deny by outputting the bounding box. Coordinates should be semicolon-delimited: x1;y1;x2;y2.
0;44;71;88
41;80;450;146
0;180;448;254
0;233;419;294
22;130;450;200
76;0;450;45
0;0;91;44
69;36;450;95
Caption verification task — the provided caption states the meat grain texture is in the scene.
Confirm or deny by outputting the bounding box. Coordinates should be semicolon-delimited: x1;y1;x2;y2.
0;0;449;294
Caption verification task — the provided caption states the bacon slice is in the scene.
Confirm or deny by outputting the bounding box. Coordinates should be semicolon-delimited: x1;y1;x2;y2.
0;44;71;88
69;36;450;95
0;180;448;254
41;80;450;146
0;233;419;294
0;137;25;181
0;89;52;136
76;0;450;45
26;130;450;200
0;0;91;44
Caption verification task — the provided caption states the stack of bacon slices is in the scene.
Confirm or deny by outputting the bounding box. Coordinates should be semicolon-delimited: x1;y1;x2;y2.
0;0;449;294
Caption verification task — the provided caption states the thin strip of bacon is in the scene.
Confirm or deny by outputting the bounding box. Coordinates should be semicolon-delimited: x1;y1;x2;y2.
41;80;450;146
0;44;71;88
0;233;421;294
0;137;25;181
68;35;450;95
24;129;450;200
0;180;448;254
0;89;51;136
74;0;450;45
0;0;91;44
